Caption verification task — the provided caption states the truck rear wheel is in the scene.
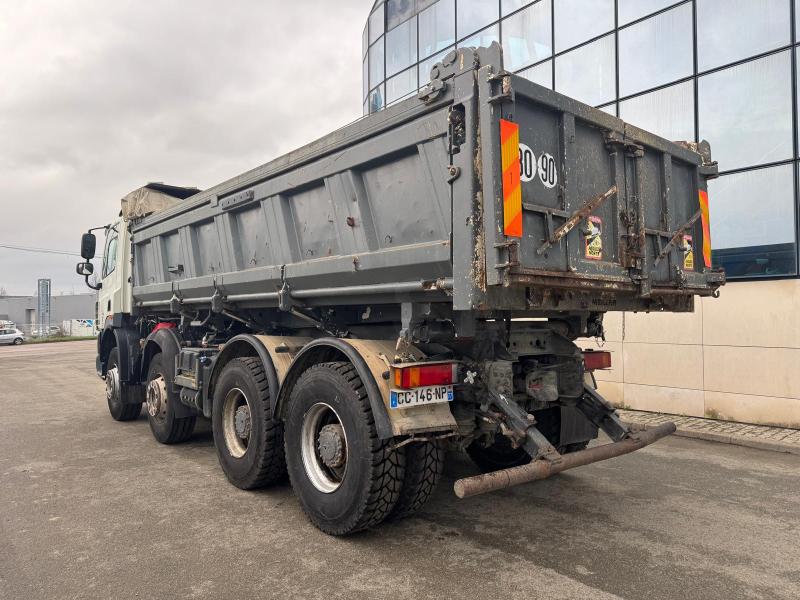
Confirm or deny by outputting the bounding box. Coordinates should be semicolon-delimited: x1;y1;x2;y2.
106;347;142;421
284;362;404;535
388;440;444;520
212;357;286;489
146;353;195;444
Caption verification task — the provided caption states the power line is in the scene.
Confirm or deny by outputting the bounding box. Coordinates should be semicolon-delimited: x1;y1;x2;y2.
0;243;82;257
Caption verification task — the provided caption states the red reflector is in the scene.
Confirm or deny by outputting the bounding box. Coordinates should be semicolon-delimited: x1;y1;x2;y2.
583;351;611;371
392;363;456;389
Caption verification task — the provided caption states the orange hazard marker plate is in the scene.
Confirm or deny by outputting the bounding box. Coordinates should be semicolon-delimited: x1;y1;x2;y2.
698;190;711;267
500;119;522;237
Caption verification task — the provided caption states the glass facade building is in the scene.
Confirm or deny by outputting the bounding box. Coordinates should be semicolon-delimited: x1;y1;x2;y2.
362;0;800;280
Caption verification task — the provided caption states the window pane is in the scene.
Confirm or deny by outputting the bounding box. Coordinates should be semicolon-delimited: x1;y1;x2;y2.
555;34;616;106
502;1;552;71
618;0;677;25
419;46;454;85
369;39;385;88
709;165;797;277
502;0;533;16
363;57;369;100
369;4;385;45
386;0;415;30
386;17;417;77
697;0;790;71
419;0;455;59
369;85;385;113
699;51;793;172
619;4;693;97
387;67;418;103
620;80;694;141
459;24;500;50
457;0;499;39
598;103;617;116
363;24;369;57
554;0;614;53
519;60;552;88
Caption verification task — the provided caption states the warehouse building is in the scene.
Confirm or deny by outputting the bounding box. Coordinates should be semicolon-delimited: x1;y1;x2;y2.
362;0;800;427
0;293;95;334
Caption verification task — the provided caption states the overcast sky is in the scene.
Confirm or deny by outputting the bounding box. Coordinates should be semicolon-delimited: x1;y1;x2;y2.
0;0;367;295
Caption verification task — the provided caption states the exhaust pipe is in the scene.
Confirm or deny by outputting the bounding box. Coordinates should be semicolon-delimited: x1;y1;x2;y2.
454;422;677;499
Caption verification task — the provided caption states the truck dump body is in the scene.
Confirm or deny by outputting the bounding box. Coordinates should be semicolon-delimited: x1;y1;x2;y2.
131;44;722;316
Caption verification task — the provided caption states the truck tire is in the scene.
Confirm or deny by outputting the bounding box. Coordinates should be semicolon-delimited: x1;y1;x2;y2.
212;357;286;489
145;353;195;444
106;347;142;421
388;440;444;520
284;362;404;535
466;434;531;473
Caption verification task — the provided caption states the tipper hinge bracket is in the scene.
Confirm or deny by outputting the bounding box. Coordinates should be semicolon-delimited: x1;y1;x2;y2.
493;239;519;271
487;73;514;105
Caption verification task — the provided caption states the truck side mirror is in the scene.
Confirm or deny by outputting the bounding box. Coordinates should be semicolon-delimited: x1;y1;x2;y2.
76;262;94;276
81;233;97;260
76;260;101;290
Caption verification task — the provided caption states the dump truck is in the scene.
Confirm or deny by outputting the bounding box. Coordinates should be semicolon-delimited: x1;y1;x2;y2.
76;44;724;535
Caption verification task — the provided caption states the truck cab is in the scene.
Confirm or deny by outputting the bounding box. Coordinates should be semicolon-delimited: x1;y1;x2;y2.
96;219;132;326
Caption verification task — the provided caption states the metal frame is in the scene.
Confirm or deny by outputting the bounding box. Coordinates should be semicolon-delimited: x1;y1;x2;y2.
366;0;800;280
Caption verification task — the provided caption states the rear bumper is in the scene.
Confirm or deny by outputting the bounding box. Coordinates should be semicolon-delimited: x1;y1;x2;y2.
454;421;676;498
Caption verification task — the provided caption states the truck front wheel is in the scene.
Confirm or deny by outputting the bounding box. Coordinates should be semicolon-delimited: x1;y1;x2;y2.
105;347;142;421
284;362;405;535
145;353;195;444
212;357;287;489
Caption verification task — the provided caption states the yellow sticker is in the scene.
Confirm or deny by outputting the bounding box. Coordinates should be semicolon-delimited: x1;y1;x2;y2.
683;235;694;271
584;216;603;260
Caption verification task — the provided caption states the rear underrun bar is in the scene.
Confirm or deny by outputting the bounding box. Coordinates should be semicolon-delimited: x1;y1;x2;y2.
453;421;677;499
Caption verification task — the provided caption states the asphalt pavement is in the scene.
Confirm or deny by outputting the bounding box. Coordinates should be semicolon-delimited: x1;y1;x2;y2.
1;340;798;599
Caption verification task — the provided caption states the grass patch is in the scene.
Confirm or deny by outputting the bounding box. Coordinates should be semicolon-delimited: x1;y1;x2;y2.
24;336;96;344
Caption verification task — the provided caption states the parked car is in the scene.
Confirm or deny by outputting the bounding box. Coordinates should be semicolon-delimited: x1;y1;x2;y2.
0;328;25;345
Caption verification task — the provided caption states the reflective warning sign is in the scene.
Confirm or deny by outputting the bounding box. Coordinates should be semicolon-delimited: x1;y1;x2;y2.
584;216;603;260
683;235;694;271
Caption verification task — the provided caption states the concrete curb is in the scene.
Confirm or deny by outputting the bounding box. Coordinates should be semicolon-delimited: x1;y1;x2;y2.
623;421;800;456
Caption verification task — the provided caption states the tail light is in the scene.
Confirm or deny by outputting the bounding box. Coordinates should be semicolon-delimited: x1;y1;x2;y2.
392;362;457;389
583;350;611;371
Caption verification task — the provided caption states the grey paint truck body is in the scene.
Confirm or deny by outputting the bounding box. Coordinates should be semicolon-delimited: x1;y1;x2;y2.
81;45;723;534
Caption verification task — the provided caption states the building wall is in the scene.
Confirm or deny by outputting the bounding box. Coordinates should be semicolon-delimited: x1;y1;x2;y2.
581;280;800;428
0;294;96;329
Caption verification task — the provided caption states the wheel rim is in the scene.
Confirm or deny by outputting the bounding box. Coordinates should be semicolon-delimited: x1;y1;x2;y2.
146;375;169;422
222;387;252;459
301;402;348;494
106;366;120;405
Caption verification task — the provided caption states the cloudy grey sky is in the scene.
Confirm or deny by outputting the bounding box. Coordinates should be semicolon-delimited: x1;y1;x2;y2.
0;0;367;295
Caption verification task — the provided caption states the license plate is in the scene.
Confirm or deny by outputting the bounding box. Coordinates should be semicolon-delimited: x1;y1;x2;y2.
390;385;453;409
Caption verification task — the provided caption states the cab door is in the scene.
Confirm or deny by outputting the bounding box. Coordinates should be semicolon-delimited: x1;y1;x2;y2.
97;220;131;325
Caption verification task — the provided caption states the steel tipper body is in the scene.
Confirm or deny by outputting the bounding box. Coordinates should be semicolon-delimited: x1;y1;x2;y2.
77;44;724;535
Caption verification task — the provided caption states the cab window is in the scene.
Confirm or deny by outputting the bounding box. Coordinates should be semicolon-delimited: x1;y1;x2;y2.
102;230;119;278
